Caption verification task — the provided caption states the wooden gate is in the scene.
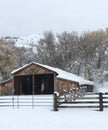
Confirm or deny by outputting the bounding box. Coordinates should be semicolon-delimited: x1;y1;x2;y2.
54;92;108;111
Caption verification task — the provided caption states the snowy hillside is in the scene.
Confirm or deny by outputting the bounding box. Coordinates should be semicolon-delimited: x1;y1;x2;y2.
2;34;43;47
15;34;43;47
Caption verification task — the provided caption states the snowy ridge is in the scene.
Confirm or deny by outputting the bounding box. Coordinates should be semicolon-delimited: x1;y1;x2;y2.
15;34;43;47
2;34;43;47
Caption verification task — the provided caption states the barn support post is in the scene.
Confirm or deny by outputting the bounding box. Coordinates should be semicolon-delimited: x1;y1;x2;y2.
12;76;14;108
32;75;35;108
53;93;58;111
99;92;103;111
53;73;58;111
54;73;56;93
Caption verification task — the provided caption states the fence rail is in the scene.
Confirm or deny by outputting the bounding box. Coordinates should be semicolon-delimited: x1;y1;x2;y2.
53;92;108;111
0;95;53;108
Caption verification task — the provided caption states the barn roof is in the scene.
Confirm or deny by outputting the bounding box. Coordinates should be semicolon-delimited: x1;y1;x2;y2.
11;62;94;86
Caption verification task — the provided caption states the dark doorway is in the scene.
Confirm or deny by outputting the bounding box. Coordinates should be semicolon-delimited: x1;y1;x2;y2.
14;74;54;95
86;85;93;92
14;75;32;95
34;74;54;94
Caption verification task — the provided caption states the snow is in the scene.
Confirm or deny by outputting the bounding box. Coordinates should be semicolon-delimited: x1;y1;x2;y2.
97;82;108;93
11;62;94;86
0;93;108;130
55;68;94;85
0;106;108;130
15;34;43;47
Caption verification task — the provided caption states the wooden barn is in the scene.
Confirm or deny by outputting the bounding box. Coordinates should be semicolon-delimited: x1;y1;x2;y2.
0;62;94;95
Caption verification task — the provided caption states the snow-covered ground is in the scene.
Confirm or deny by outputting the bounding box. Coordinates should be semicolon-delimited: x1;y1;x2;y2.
0;106;108;130
0;82;108;130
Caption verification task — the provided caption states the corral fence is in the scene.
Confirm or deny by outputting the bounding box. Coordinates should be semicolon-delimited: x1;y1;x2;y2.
0;92;108;111
53;91;108;111
0;95;53;108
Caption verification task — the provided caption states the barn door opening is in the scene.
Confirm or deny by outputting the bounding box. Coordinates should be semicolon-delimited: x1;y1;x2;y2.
14;74;54;95
34;74;54;94
14;75;32;95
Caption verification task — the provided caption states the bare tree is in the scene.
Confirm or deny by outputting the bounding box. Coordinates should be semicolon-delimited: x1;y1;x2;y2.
0;39;19;81
36;31;58;67
57;31;79;71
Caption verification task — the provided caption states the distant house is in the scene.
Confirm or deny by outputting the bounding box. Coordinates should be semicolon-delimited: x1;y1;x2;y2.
0;62;94;95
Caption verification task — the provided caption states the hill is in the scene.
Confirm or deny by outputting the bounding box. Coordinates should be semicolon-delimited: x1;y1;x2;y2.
2;34;43;47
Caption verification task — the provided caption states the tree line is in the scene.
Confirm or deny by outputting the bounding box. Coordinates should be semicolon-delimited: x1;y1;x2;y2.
0;28;108;83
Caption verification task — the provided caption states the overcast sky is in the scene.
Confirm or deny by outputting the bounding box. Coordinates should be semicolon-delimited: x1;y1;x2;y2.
0;0;108;36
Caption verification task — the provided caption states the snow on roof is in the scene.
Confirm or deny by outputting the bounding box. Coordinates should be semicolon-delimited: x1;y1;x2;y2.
11;62;94;86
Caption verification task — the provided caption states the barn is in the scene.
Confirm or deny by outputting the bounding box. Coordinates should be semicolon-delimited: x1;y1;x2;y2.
0;62;94;95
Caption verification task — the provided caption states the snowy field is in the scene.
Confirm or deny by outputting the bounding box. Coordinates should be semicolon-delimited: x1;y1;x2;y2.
0;106;108;130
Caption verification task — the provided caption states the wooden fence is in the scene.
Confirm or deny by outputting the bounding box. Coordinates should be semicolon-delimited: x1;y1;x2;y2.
0;95;53;108
53;92;108;111
0;93;108;111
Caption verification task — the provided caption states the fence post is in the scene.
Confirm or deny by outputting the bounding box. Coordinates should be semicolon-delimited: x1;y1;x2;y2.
17;95;19;109
12;94;14;108
53;93;58;111
32;95;34;108
12;89;15;108
99;92;103;111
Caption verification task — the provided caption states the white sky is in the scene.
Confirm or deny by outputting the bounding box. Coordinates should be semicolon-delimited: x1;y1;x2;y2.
0;0;108;36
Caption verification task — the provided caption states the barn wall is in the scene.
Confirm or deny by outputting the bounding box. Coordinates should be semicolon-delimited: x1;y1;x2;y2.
0;77;79;95
55;78;79;94
0;80;13;95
